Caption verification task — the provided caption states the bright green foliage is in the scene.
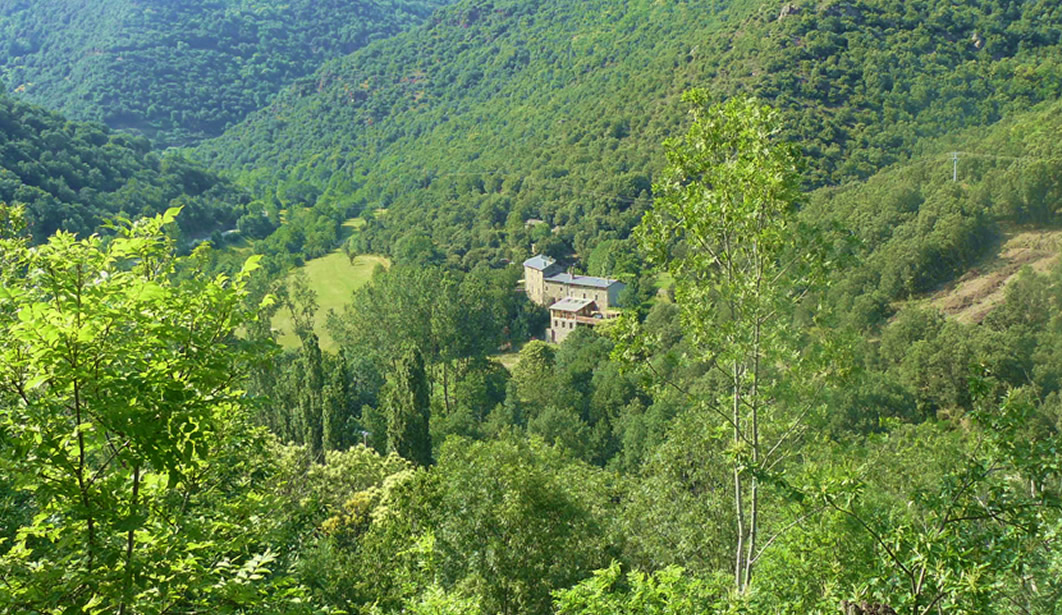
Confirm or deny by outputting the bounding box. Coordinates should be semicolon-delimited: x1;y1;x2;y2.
637;90;813;363
327;264;536;436
256;272;365;457
250;338;378;457
712;385;1062;615
385;348;432;466
618;406;738;576
509;341;556;411
285;436;622;615
2;4;1059;612
430;437;617;615
626;91;831;592
267;442;418;611
429;357;511;445
329;265;508;370
879;307;977;415
809;392;1061;615
554;562;723;615
585;238;639;280
292;444;413;523
0;208;326;612
0;0;452;147
398;585;483;615
507;329;650;467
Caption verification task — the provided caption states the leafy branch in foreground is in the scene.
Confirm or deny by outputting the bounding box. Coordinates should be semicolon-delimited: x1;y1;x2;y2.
0;206;322;613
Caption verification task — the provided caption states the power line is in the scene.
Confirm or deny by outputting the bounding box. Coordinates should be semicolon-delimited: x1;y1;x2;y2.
944;150;1062;183
876;150;1062;184
952;151;1062;163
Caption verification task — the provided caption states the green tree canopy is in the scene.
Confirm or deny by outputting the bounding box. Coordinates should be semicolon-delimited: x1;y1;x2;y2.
622;90;832;593
0;207;320;612
385;347;432;466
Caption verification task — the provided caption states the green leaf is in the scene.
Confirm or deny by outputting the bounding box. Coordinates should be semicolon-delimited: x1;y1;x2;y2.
25;373;49;391
134;281;167;302
83;593;104;613
240;253;264;277
162;206;184;225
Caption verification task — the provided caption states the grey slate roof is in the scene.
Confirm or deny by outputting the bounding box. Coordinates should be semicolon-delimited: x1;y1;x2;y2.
549;297;596;312
544;272;622;289
522;255;557;271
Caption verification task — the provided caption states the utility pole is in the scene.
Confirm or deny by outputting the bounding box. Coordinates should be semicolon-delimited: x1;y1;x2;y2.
952;152;959;182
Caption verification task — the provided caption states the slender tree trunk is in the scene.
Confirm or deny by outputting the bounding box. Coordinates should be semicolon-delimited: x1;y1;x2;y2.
733;360;745;589
120;463;141;615
744;318;762;591
71;266;96;571
73;378;96;571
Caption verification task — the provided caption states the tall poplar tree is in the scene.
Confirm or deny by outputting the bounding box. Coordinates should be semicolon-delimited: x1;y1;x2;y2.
384;348;432;466
630;91;831;592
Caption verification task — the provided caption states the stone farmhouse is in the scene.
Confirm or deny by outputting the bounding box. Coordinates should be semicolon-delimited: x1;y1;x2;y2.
522;255;626;343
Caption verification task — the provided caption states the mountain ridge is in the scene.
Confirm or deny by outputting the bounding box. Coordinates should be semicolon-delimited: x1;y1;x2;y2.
0;0;455;146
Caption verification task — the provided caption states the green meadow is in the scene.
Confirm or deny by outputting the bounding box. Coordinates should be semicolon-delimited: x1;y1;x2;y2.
271;251;390;350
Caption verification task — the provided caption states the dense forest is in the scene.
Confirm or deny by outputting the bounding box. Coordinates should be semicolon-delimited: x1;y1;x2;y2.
196;0;1062;269
0;0;453;146
3;0;1062;614
0;93;250;242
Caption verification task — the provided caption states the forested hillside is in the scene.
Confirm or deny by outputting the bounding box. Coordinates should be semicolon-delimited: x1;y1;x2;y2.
802;96;1062;329
198;0;1062;268
0;0;453;146
0;94;248;241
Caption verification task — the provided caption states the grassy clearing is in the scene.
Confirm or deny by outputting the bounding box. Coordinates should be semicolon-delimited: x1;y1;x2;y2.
492;351;522;370
653;271;674;301
271;251;390;350
921;228;1062;323
653;271;673;290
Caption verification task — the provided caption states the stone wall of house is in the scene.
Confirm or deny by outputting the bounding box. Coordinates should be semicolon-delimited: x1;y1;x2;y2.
548;315;579;344
525;266;547;304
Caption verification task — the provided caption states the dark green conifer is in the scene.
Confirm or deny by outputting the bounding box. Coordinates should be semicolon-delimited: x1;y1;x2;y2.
384;348;432;466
